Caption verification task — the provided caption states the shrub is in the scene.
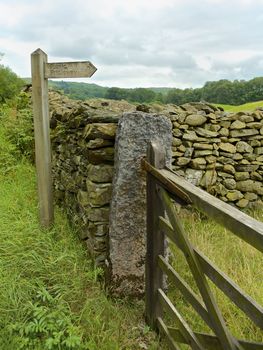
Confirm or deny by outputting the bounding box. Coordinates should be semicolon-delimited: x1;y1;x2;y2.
1;92;34;160
0;64;24;102
11;286;85;350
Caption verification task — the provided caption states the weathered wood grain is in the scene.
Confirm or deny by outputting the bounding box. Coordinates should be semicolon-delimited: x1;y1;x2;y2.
158;289;205;350
45;61;97;78
31;48;54;228
145;142;165;328
157;317;182;350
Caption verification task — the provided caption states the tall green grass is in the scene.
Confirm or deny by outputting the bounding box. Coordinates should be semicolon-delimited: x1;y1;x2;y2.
167;208;263;346
0;104;161;349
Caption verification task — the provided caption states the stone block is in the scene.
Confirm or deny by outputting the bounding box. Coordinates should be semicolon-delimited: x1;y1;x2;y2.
230;120;246;129
86;180;112;207
244;192;258;201
230;129;258;138
172;137;182;146
194;150;213;157
185;168;204;186
219;128;229;137
196;127;218;138
223;178;236;190
87;147;115;164
236;180;254;192
236;199;249;208
87;138;114;149
237;115;254;123
86;206;110;222
247;122;262;129
235;172;250;181
182;131;198;141
226;190;243;201
236;141;253;153
84;123;117;139
219;143;236;153
200;170;217;188
236;164;259;172
109;112;172;297
190;158;206;170
177;157;191;166
255;147;263;155
223;164;235;175
185;114;207;126
193;143;213;150
87;163;114;183
173;129;183;137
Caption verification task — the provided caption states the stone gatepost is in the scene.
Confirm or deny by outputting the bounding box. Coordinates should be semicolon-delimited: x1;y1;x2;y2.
108;112;172;297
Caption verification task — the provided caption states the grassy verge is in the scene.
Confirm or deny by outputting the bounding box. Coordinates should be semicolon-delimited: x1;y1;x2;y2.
0;105;161;350
168;208;263;345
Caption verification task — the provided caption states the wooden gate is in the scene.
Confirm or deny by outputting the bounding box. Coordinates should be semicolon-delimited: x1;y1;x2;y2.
142;141;263;350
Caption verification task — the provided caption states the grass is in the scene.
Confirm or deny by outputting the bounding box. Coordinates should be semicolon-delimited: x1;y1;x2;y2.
1;96;262;349
167;207;263;346
0;104;162;349
216;100;263;112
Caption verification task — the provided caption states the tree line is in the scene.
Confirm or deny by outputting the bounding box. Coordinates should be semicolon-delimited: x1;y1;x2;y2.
52;77;263;106
1;56;263;106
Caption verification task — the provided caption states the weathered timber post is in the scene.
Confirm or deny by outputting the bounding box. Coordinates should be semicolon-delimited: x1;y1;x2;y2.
145;141;165;329
31;49;53;228
31;48;97;228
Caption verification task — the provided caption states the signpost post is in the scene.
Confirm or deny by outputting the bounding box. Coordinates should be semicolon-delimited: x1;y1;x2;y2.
31;48;97;228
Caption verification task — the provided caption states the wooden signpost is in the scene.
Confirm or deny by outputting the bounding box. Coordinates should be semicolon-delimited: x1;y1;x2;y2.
31;48;97;228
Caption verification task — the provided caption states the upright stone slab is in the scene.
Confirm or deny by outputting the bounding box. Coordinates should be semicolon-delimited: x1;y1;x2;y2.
108;112;172;297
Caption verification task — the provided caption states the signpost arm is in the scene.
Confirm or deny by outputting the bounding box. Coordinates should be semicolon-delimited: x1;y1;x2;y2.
31;48;54;228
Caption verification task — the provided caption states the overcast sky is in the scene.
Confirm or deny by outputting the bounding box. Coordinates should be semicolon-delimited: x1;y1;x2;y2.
1;0;263;88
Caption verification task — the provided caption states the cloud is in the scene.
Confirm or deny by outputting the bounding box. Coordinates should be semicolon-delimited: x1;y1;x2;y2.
1;0;263;87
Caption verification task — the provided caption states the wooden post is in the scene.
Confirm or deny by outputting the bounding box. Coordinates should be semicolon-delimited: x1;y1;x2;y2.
145;141;166;329
31;49;54;228
31;49;97;228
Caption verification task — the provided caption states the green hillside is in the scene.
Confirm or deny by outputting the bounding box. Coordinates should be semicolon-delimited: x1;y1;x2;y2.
217;100;263;112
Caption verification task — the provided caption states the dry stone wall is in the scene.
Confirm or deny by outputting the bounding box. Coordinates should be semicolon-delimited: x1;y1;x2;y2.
49;91;263;269
50;92;136;265
168;102;263;209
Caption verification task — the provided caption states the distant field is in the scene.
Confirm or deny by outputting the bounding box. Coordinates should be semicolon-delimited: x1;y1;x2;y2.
216;100;263;112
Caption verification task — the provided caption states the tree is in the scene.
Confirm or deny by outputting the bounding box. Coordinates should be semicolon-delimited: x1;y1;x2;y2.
128;88;156;103
105;87;129;100
165;88;184;104
0;63;23;102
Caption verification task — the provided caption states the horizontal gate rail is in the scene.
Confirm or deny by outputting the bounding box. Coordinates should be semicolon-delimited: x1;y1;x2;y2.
142;158;263;253
158;255;212;328
144;141;263;350
167;328;263;350
159;217;263;329
158;288;205;350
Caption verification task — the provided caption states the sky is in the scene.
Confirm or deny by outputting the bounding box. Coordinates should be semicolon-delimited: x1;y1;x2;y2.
1;0;263;88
